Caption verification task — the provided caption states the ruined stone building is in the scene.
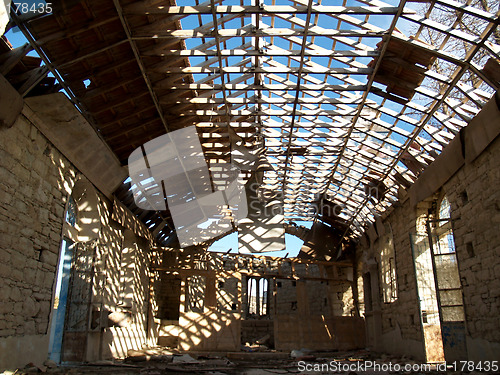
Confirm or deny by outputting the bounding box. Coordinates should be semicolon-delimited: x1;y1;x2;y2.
0;0;499;372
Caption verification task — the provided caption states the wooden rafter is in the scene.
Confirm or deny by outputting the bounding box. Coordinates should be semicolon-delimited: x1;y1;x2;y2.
11;0;500;247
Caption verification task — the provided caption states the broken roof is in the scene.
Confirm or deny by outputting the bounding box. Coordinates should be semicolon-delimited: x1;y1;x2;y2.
7;0;500;247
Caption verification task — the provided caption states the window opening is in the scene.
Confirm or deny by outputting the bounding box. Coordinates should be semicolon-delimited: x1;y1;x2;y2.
65;195;77;227
186;276;205;313
380;226;397;303
439;196;451;221
48;238;74;362
247;277;268;317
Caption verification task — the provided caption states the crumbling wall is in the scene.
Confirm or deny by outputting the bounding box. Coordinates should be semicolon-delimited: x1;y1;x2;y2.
329;282;354;316
241;320;273;346
356;133;500;361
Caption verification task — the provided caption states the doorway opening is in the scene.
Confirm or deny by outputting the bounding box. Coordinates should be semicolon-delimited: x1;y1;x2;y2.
410;196;467;362
48;238;75;362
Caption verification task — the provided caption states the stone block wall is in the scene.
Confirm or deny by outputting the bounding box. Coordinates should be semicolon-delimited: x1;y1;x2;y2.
355;190;440;360
275;279;298;315
0;109;78;369
442;134;500;359
0;104;154;369
355;134;500;360
0;120;75;335
307;280;330;316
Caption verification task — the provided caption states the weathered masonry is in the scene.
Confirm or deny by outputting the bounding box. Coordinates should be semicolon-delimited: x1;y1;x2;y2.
0;0;499;371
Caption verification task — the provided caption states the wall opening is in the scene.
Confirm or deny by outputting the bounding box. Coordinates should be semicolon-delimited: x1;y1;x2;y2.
426;195;467;362
48;238;75;363
411;194;468;363
380;225;397;303
47;178;101;363
186;276;205;313
410;231;445;362
247;277;269;317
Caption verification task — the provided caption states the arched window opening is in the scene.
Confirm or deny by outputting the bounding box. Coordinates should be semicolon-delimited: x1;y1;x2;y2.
439;196;451;221
247;277;269;317
380;224;397;303
435;196;455;255
65;195;78;227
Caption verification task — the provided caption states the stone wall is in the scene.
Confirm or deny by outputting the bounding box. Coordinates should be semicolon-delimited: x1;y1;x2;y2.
154;249;357;350
441;133;500;360
0;107;78;369
274;276;353;317
355;133;500;361
241;320;273;346
275;279;298;315
0;103;153;370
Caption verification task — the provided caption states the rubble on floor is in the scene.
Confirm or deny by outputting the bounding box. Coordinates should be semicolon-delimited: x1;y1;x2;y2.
2;349;495;375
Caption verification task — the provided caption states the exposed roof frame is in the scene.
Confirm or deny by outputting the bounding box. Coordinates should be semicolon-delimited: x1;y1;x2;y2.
113;0;170;132
330;4;500;255
10;0;500;247
314;0;409;228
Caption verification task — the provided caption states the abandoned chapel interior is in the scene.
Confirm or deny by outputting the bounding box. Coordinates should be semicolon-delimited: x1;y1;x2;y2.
0;0;499;372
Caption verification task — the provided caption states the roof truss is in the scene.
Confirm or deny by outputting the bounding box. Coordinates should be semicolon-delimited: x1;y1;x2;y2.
10;0;500;247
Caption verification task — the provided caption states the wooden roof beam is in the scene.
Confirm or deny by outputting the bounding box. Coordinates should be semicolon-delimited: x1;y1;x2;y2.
160;83;367;91
159;96;367;105
142;48;379;58
83;76;145;99
99;105;158;129
149;66;373;74
36;16;121;46
0;43;33;75
57;39;128;69
125;4;407;15
113;0;170;132
132;28;386;39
